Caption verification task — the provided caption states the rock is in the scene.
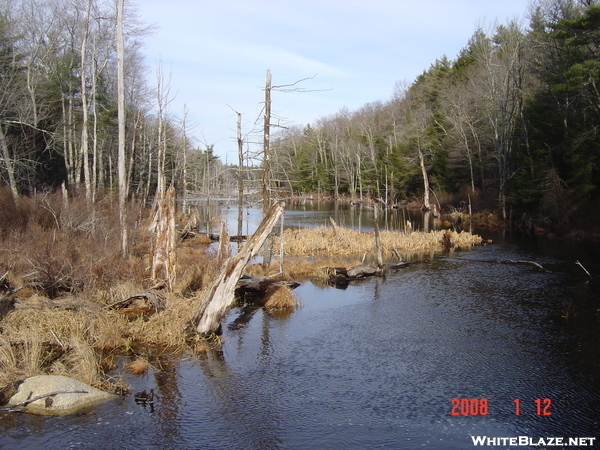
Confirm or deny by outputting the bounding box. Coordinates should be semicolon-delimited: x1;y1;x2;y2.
7;375;117;415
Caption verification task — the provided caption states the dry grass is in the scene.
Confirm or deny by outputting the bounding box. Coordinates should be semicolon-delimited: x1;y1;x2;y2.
273;226;483;260
0;188;485;395
0;289;205;390
263;285;299;310
0;189;219;393
125;357;150;375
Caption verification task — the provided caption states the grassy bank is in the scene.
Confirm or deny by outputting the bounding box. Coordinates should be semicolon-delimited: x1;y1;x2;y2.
0;188;219;396
0;189;485;398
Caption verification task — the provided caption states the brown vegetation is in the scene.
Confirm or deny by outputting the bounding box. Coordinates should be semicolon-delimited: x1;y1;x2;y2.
0;188;485;398
0;188;218;395
273;225;484;260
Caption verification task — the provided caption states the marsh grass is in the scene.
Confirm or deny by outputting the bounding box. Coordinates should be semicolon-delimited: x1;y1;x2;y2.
0;188;485;394
273;226;483;260
0;188;217;393
125;357;150;375
263;285;299;310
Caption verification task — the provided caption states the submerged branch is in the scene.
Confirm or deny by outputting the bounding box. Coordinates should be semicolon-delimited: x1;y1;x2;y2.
501;260;553;273
575;260;592;279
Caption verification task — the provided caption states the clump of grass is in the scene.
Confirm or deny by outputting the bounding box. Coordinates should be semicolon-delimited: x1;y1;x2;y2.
125;357;150;375
263;285;299;310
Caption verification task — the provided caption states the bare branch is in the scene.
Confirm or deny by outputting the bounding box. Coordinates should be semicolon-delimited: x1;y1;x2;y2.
272;74;332;93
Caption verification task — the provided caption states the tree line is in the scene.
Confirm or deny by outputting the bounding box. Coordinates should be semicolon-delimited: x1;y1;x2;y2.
2;0;600;232
270;0;600;228
0;0;237;205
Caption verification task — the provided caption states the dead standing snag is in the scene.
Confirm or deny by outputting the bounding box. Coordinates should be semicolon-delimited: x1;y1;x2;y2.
192;202;285;336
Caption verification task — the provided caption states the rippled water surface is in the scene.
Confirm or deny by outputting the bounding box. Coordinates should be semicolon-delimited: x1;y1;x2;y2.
2;203;600;449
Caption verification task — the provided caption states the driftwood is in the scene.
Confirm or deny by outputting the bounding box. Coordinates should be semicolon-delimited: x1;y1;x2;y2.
501;259;553;273
575;260;592;279
236;274;300;298
347;265;379;278
327;265;380;288
3;390;88;412
327;259;430;287
192;202;285;336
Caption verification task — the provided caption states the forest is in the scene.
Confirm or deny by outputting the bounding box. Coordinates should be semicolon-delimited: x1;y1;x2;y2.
269;0;600;234
0;0;600;236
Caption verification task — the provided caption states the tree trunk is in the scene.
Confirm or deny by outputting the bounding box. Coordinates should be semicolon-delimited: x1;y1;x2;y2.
262;70;272;269
116;0;128;257
149;186;176;290
0;123;18;199
236;111;244;240
192;202;284;336
80;0;92;203
418;148;430;210
262;69;272;212
374;203;383;269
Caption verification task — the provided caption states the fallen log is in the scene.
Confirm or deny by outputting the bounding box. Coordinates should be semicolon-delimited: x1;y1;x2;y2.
327;259;429;287
192;202;285;336
105;290;167;320
326;265;380;288
235;274;300;297
347;265;379;278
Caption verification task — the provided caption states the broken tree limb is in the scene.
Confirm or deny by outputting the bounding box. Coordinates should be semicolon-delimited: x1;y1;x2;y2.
192;201;285;336
391;248;402;262
501;259;553;273
3;390;88;412
575;260;592;279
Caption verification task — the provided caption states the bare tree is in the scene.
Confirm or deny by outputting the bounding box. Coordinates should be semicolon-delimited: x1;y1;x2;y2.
116;0;127;256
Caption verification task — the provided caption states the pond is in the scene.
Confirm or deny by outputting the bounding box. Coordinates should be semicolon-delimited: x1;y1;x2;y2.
1;201;599;449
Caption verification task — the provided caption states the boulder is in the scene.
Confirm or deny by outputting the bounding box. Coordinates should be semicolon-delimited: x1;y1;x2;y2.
7;375;117;415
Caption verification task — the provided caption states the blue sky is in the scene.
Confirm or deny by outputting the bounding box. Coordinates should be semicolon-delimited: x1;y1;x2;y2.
137;0;533;162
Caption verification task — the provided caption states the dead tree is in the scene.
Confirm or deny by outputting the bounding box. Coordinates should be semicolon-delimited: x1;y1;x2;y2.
192;201;285;335
149;186;176;290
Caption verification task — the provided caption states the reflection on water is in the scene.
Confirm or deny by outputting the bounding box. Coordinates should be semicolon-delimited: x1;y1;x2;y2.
184;198;443;236
1;205;600;449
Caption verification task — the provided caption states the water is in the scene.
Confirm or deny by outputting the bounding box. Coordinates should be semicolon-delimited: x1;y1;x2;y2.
2;203;600;449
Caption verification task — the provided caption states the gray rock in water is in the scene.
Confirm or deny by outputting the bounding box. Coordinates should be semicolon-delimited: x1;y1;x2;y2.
8;375;117;415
